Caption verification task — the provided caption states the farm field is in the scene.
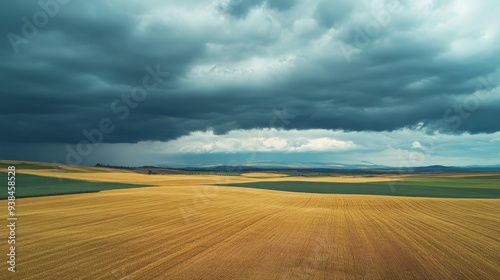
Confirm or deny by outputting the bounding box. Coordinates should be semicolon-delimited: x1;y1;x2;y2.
0;161;499;279
0;172;149;199
219;179;500;198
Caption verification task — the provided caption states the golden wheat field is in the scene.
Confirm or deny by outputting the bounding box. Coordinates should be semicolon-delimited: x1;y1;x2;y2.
1;163;499;279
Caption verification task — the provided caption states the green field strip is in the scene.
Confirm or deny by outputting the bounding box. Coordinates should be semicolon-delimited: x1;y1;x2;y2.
217;181;500;198
401;177;500;189
0;173;151;199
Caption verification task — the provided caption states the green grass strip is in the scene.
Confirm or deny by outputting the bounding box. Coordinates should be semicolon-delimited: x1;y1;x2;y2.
218;181;500;198
0;172;151;199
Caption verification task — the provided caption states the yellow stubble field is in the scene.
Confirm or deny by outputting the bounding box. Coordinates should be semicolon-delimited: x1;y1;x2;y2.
1;167;499;279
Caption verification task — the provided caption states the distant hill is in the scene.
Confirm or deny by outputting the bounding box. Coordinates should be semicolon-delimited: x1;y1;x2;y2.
1;159;499;176
130;163;500;176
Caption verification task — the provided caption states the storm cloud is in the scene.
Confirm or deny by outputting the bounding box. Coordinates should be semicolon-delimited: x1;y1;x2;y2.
1;0;499;164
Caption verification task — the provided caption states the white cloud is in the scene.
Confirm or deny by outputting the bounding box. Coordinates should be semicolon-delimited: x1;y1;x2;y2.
128;128;500;166
159;128;357;153
411;141;424;150
289;137;355;152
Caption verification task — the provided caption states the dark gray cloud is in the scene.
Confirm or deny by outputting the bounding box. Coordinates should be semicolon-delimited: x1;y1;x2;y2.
218;0;298;18
314;0;354;28
1;0;499;146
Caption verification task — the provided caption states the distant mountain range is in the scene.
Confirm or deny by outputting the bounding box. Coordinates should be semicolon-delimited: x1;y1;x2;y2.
142;162;500;175
93;161;500;175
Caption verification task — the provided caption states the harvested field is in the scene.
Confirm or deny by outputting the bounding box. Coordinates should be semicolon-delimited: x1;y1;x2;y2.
0;162;499;279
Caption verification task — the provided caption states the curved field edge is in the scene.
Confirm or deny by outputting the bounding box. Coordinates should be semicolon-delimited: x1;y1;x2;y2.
2;184;499;279
217;180;500;198
0;172;151;199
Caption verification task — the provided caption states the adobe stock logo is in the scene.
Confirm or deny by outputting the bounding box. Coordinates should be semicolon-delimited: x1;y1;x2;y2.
338;1;404;63
64;64;170;165
442;75;497;130
7;0;71;54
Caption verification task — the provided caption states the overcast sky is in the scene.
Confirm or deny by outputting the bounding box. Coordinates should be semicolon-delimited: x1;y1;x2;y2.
1;0;499;167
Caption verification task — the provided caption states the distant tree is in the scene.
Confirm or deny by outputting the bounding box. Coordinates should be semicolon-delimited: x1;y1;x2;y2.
148;170;152;175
